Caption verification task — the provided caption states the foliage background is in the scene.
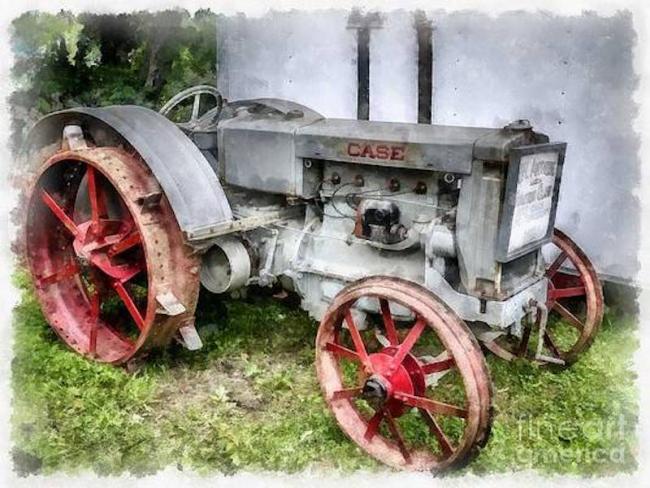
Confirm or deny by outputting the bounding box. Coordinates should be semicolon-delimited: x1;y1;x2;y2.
9;9;218;153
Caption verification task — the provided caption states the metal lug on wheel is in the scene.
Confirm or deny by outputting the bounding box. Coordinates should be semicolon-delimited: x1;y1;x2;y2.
177;319;203;351
135;192;163;210
62;125;88;150
156;291;187;316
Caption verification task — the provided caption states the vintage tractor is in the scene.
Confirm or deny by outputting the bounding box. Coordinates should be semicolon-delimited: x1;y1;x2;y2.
17;86;603;471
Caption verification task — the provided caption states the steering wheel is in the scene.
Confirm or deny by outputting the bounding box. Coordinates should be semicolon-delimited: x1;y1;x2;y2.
159;84;224;131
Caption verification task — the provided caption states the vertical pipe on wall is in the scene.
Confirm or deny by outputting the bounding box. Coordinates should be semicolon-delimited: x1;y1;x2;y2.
415;11;433;124
357;26;370;120
348;10;382;120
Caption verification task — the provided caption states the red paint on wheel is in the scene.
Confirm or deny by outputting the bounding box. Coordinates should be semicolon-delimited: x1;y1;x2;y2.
24;147;200;364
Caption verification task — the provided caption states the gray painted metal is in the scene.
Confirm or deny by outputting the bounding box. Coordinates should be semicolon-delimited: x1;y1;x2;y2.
455;159;505;294
296;118;549;171
144;92;556;327
218;101;323;196
22;106;232;236
424;264;548;327
227;98;323;120
205;95;556;321
296;119;495;173
200;236;251;293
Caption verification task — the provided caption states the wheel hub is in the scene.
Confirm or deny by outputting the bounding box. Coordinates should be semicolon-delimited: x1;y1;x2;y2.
366;347;426;417
72;220;141;281
362;376;389;401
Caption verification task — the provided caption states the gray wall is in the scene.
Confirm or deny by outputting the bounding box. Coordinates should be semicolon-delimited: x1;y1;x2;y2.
217;11;357;118
217;10;640;284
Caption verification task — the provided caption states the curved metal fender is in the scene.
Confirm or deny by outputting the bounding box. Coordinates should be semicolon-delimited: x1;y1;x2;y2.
19;105;233;238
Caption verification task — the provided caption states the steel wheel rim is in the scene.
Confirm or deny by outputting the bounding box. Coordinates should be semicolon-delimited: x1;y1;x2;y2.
25;147;200;364
316;277;493;471
488;228;604;366
543;228;604;363
159;84;223;129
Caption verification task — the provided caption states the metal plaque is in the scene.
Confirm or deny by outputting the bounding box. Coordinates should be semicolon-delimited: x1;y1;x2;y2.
496;143;566;262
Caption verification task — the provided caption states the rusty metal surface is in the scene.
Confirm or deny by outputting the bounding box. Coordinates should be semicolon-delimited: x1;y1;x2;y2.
21;106;233;238
25;147;200;364
315;276;493;471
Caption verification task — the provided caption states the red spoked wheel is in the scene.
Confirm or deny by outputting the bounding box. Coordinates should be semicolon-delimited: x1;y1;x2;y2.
486;228;604;366
25;147;200;364
316;277;493;471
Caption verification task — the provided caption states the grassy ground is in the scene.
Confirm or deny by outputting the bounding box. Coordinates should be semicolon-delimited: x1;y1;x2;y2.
10;273;639;477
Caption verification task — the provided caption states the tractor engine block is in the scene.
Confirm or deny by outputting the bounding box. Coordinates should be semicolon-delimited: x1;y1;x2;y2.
189;98;564;332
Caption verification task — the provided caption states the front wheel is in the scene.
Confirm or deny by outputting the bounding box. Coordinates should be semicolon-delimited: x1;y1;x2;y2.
544;229;604;364
485;228;604;367
315;277;493;471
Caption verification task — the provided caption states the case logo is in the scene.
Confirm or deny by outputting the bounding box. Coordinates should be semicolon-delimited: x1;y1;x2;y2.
346;142;406;161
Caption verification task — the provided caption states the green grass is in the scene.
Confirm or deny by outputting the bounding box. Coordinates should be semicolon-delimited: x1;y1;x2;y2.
10;272;638;477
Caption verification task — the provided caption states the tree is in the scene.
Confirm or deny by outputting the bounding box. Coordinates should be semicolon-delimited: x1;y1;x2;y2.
9;9;218;152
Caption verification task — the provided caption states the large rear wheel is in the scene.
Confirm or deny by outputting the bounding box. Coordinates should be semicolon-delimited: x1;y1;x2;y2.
316;277;493;471
25;147;200;364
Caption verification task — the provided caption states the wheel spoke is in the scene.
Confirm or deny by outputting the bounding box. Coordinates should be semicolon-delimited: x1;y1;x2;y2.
344;309;372;372
86;166;107;233
331;387;363;401
553;302;585;331
324;341;359;361
37;262;80;287
107;231;141;257
90;253;144;283
364;409;384;441
395;392;468;418
389;317;426;373
191;94;201;121
543;330;562;358
88;268;104;354
385;411;412;464
379;298;399;345
112;281;145;331
549;286;586;300
419;409;454;457
546;250;568;278
118;262;144;283
89;290;100;354
40;189;78;236
421;357;455;374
